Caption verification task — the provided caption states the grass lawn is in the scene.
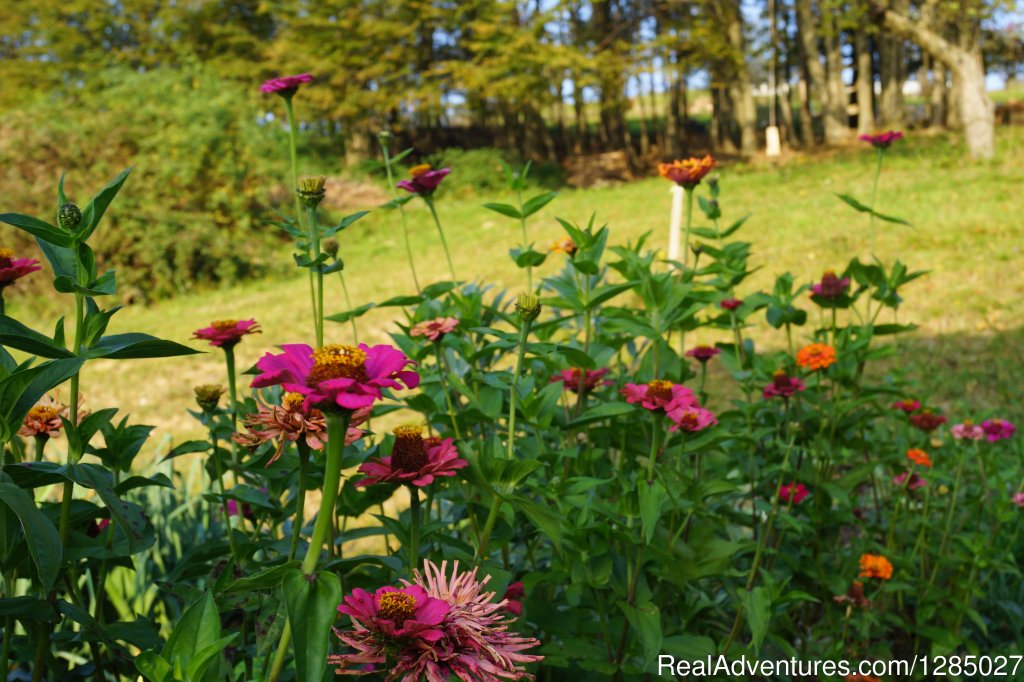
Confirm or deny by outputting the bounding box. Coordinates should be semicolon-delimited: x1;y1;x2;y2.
13;126;1024;448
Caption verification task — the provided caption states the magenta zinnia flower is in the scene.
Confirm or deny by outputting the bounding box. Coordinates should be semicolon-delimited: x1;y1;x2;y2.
259;73;313;96
1012;492;1024;508
893;471;927;490
397;164;451;196
720;297;742;311
779;482;809;504
251;343;418;412
337;584;449;643
981;418;1015;442
891;399;921;414
192;319;261;348
357;425;467;487
859;130;903;148
0;248;41;288
810;270;850;300
909;409;947;432
550;368;611;394
685;345;721;363
667;404;717;433
621;380;697;413
763;370;806;400
502;582;525;617
951;420;984;440
410;316;459;342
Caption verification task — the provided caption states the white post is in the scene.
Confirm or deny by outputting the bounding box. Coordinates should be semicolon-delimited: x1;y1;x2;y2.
766;125;782;157
668;185;684;267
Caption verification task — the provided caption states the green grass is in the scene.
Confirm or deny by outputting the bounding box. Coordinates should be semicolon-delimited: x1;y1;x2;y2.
12;126;1024;444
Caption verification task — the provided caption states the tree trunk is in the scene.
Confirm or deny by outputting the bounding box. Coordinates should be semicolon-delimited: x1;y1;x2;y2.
794;0;826;145
666;59;684;156
821;6;848;143
879;5;994;158
854;29;876;134
724;0;757;157
930;65;948;128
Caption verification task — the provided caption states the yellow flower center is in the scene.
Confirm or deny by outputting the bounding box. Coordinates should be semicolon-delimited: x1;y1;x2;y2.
0;248;13;259
646;380;673;402
392;424;427;473
306;345;367;387
377;591;417;624
27;406;60;422
282;392;306;411
409;164;432;178
211;319;239;331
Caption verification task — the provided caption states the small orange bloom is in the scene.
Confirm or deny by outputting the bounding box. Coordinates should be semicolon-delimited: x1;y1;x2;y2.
796;343;837;371
906;448;932;467
549;237;577;256
858;553;893;580
657;156;716;188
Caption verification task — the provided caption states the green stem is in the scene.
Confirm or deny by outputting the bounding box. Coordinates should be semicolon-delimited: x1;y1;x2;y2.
927;442;968;592
33;436;46;463
288;442;311;561
682;187;694;270
58;243;86;548
517;189;532;291
435;343;461;439
408;486;421;572
212;433;240;564
224;346;240;469
267;411;351;682
304;204;325;348
868;148;884;258
284;97;318;342
379;137;421;293
425;197;457;281
336;270;359;344
645;418;663;483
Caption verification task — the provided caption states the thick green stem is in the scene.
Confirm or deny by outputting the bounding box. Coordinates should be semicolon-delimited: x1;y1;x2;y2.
379;137;421;293
288;442;311;561
284;97;318;341
927;443;969;591
224;346;240;469
645;419;663;483
304;205;325;348
336;271;359;344
677;188;695;357
268;412;351;682
435;343;461;439
425;197;457;281
868;148;884;258
408;486;421;571
517;189;532;291
212;433;240;565
33;436;47;463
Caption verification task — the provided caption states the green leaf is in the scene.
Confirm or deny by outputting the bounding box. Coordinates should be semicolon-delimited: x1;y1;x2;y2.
35;238;77;279
326;302;376;324
135;652;172;682
283;569;343;682
512;248;547;268
0;213;73;247
619;600;662;670
522;191;558;217
566;402;634;428
835;193;911;226
161;592;224;682
508;495;562;552
638;479;667;544
0;316;75;358
84;333;200;360
0;473;62;592
483;202;522;220
0;596;57;624
221;561;300;594
740;586;771;654
77;167;132;241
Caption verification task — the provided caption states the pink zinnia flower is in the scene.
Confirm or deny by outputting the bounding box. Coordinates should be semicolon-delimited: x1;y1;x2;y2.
410;316;459;342
331;561;542;681
1012;492;1024;508
19;397;67;439
891;399;921;414
893;471;927;490
685;345;721;363
259;73;313;96
550;368;611;394
951;420;985;441
779;482;809;504
859;130;903;148
720;298;742;311
502;582;525;617
251;343;418;412
357;425;467;487
0;248;41;288
981;418;1015;442
233;395;369;466
763;370;806;400
86;518;111;538
810;270;850;300
337;584;449;643
909;410;947;432
192;319;261;348
397;164;451;195
667;405;717;433
226;499;256;520
621;380;697;413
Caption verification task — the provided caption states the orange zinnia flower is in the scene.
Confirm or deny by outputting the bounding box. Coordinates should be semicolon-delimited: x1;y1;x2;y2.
906;448;932;467
858;553;893;580
657;156;715;188
796;343;837;371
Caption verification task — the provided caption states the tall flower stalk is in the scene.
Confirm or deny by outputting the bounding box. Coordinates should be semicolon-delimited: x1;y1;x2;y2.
397;164;455;281
378;131;421;293
424;197;457;282
298;176;328;347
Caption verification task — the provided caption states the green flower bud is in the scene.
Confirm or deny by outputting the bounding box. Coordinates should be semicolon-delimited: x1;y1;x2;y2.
297;176;327;208
58;203;82;230
515;293;542;322
323;238;339;258
378;130;393;144
194;384;225;412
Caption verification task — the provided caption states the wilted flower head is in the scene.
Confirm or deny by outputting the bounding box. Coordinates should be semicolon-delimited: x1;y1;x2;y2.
893;470;927;490
810;270;850;301
549;237;577;257
909;409;947;432
779;482;809;504
410;317;459;343
331;560;542;681
796;343;837;371
763;369;806;400
297;175;327;207
685;345;720;364
550;368;611;394
259;73;313;97
192;319;261;349
397;164;450;195
720;297;743;311
0;248;42;289
357;425;467;488
833;581;871;610
859;130;903;148
19;396;68;439
658;156;716;188
906;448;932;467
858;553;893;580
251;343;418;412
951;419;984;440
981;418;1015;442
193;384;226;412
891;399;921;414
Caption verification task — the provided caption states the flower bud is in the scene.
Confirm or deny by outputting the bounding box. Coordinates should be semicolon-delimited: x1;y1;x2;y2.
515;293;542;322
323;238;339;258
58;203;82;230
297;176;327;208
194;384;226;412
690;241;705;257
378;130;393;144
